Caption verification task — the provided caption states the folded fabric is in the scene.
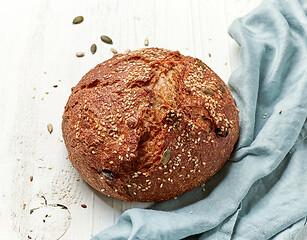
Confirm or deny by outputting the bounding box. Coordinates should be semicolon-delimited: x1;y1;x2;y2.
92;0;307;239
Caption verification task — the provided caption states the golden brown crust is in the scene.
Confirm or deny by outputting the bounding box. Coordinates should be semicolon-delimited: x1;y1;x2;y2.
62;48;239;202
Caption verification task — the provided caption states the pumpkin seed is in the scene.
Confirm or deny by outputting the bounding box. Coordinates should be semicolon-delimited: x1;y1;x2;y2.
196;60;205;69
100;170;114;181
100;35;113;44
202;88;214;95
215;128;228;137
217;82;226;93
201;116;208;121
111;48;118;54
47;124;53;134
76;51;85;57
73;16;84;24
90;44;97;54
161;148;170;165
144;38;149;46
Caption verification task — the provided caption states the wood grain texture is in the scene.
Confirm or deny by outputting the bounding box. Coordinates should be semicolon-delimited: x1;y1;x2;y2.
5;0;305;240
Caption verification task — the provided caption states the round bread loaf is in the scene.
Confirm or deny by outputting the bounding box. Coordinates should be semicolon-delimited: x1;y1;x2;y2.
62;48;239;202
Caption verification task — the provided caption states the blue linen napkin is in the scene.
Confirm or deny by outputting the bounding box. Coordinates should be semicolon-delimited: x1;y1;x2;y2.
92;0;307;239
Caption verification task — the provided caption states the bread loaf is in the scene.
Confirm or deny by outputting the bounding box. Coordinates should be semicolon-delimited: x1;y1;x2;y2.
62;48;239;202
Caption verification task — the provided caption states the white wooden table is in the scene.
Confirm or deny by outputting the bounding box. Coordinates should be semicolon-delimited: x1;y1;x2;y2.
1;0;306;239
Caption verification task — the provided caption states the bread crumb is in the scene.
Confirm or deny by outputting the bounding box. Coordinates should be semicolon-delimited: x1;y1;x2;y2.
111;48;118;54
76;52;85;57
47;123;53;134
144;38;149;46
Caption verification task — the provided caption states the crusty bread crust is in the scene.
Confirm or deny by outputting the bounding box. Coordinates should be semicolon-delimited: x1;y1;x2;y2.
62;48;239;202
